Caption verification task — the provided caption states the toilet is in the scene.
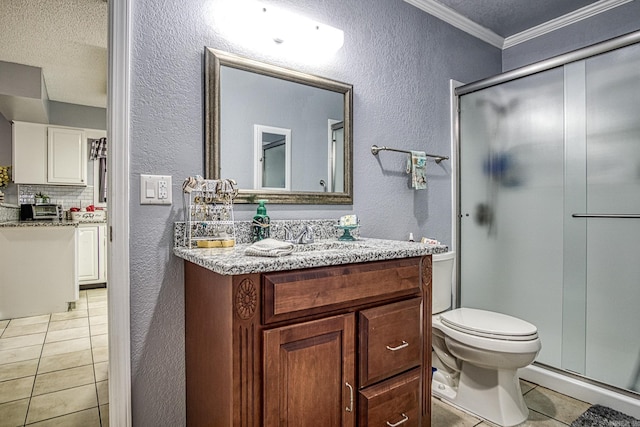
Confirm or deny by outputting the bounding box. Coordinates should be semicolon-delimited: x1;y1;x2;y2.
431;251;542;427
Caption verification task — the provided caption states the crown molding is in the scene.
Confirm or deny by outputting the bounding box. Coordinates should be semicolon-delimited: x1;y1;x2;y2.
504;0;634;49
403;0;504;49
404;0;631;51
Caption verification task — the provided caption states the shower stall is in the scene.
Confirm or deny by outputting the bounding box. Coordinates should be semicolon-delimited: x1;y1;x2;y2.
456;31;640;405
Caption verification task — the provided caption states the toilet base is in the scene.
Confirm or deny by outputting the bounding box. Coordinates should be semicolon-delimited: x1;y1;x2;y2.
432;362;529;427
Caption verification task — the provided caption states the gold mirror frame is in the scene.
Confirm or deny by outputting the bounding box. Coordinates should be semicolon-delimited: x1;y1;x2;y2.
205;48;353;204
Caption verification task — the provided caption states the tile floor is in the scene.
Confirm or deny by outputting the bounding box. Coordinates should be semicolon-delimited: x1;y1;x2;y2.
432;379;591;426
0;286;590;427
0;288;108;427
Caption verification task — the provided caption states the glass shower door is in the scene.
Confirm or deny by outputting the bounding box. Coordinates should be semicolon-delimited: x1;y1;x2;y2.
583;43;640;392
458;40;640;395
458;68;566;367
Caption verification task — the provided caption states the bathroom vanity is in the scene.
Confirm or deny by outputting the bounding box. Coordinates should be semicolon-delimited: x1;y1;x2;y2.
175;237;446;426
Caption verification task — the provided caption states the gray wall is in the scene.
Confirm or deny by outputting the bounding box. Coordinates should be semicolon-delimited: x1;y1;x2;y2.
130;0;500;424
503;1;640;71
0;115;11;165
48;101;106;130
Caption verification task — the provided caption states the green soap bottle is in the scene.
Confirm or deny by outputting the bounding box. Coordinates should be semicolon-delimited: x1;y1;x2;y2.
251;200;270;242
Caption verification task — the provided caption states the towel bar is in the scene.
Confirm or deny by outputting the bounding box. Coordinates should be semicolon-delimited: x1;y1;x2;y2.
371;145;449;164
572;214;640;219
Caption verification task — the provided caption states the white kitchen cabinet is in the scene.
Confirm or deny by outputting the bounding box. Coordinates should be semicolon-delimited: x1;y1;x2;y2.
12;121;48;184
77;223;107;285
11;121;88;186
47;126;87;185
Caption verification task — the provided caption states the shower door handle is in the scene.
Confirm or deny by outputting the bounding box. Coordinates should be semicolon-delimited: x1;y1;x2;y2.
572;214;640;219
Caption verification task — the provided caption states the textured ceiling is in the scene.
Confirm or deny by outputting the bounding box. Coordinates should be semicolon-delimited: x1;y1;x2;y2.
435;0;601;38
0;0;107;109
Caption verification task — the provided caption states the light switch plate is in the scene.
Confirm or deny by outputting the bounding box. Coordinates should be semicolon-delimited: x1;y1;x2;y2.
140;174;172;205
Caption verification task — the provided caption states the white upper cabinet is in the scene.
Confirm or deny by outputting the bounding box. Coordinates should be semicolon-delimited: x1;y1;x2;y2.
11;121;88;186
47;127;87;185
12;121;48;184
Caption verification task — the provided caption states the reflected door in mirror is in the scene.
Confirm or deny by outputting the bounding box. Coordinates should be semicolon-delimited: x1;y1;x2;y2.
254;125;291;190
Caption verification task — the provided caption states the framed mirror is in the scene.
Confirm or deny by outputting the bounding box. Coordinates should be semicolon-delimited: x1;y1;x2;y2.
205;48;353;204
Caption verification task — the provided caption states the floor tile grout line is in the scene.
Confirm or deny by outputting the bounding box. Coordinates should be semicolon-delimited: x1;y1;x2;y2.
87;295;105;427
30;376;98;399
24;291;94;426
22;313;50;427
24;290;103;426
0;289;106;426
528;408;572;425
22;406;103;427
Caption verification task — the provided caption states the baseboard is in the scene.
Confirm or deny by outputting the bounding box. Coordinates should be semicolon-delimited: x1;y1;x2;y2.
520;364;640;419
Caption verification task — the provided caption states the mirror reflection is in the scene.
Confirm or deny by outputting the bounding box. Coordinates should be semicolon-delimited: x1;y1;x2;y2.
255;125;290;190
205;48;353;204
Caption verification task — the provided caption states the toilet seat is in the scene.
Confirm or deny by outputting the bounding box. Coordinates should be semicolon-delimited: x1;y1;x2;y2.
433;308;541;354
440;308;538;341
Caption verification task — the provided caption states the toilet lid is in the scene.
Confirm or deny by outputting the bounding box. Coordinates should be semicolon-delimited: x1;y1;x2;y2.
439;308;538;341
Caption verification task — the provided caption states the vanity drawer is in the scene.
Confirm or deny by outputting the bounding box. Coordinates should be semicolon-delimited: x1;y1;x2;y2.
359;298;422;387
358;367;421;427
263;258;422;324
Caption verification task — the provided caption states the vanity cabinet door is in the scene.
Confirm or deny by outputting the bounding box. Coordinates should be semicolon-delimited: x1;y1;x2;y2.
263;313;356;427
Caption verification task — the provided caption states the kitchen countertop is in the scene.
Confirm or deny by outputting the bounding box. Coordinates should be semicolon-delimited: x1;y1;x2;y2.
173;237;448;275
0;220;79;228
0;220;107;228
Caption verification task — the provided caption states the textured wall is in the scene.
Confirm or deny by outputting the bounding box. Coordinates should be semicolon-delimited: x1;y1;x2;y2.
130;0;500;424
502;1;640;71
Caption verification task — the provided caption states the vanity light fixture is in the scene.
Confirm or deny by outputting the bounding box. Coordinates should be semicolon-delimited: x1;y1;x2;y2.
259;4;344;54
211;0;343;56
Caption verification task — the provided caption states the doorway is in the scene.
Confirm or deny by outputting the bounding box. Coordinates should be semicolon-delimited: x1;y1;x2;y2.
0;1;119;422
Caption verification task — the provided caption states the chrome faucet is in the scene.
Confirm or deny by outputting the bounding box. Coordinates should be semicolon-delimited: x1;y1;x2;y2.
284;225;315;244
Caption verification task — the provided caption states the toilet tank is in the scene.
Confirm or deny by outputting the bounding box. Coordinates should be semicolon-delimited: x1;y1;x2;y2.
432;251;455;314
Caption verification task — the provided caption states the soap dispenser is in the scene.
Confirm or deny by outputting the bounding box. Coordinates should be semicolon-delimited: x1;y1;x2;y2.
251;200;270;242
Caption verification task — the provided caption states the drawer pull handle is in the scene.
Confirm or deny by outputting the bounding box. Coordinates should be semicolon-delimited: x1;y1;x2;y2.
386;340;409;351
345;382;354;412
386;413;409;426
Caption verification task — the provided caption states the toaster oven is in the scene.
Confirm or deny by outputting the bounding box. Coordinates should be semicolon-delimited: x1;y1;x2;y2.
20;204;62;221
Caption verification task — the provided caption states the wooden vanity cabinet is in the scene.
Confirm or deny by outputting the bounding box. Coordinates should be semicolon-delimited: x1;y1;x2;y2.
184;255;432;427
264;314;356;426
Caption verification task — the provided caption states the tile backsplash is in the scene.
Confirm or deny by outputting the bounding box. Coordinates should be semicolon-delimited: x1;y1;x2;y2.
174;219;355;248
18;184;95;209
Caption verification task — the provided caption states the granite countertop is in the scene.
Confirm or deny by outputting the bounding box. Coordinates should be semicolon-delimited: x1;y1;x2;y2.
173;237;449;275
0;220;79;228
